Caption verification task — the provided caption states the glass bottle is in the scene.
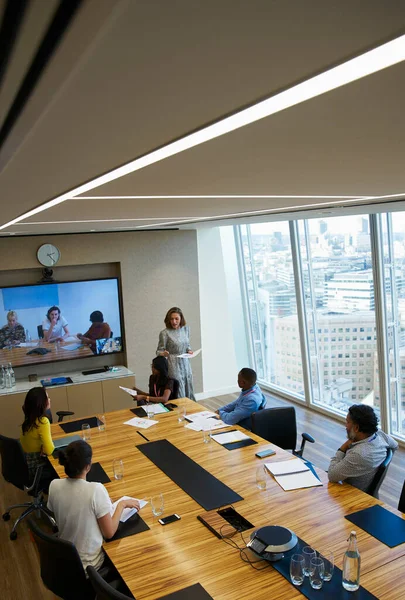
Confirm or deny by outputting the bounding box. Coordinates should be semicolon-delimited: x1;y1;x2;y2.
342;530;361;591
8;363;15;387
0;365;5;388
25;329;32;344
4;366;11;389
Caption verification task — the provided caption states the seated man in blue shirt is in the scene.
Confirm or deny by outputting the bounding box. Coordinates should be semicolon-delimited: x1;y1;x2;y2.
216;368;266;429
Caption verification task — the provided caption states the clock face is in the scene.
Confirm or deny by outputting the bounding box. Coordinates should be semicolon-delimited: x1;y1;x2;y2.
37;244;61;267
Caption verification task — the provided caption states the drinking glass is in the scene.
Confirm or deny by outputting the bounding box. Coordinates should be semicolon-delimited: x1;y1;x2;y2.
320;551;334;581
145;405;153;419
256;465;267;490
113;459;124;480
81;423;91;441
202;424;212;443
177;405;186;422
97;414;106;432
302;546;316;577
290;554;305;586
151;493;164;517
309;557;324;590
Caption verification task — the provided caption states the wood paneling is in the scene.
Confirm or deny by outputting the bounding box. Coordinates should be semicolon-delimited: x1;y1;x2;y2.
102;375;135;412
66;381;103;417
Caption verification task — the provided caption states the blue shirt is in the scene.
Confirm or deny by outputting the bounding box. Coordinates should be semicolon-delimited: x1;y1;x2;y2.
219;384;266;429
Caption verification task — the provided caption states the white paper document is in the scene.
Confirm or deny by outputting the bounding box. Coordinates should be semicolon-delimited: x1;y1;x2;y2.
146;403;169;415
110;496;148;523
123;416;158;429
119;386;137;397
185;410;217;422
265;458;309;477
274;470;323;491
177;348;202;358
62;343;83;351
212;431;250;445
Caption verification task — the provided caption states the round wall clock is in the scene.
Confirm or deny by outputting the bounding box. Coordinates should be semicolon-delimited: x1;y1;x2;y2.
37;243;61;267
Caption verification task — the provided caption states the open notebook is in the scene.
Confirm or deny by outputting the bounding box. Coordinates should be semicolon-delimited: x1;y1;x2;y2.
265;458;322;491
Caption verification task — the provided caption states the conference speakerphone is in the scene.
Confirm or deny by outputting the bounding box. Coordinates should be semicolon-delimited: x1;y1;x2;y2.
82;366;110;376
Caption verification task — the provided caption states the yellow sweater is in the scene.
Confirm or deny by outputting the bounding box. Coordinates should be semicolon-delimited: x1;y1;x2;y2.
20;417;55;456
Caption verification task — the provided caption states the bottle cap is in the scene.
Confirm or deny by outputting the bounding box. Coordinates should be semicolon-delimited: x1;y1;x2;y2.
351;530;357;536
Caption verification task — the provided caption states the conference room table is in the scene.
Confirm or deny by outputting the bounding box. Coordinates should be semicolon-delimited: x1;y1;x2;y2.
49;398;405;600
0;339;93;367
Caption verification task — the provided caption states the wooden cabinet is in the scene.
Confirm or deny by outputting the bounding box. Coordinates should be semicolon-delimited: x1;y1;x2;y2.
0;391;25;438
102;375;135;412
47;386;69;416
66;381;103;418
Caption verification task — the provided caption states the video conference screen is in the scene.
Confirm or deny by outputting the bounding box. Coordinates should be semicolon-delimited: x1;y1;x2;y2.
0;278;124;368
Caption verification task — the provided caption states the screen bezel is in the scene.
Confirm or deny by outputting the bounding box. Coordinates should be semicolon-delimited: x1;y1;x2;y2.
0;276;125;369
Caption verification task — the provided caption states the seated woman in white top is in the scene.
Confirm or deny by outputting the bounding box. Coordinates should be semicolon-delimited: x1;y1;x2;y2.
42;306;70;342
47;440;139;571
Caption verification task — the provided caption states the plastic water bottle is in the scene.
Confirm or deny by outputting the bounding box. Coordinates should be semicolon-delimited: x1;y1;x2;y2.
8;363;15;387
342;530;361;591
25;329;32;344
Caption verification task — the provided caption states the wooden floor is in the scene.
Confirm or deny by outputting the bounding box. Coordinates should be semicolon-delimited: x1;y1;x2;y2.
1;394;404;600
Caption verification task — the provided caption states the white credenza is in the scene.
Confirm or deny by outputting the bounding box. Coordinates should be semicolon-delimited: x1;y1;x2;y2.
0;367;135;438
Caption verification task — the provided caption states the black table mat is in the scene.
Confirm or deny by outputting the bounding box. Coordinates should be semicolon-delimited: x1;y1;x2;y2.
86;462;111;484
345;504;405;548
106;513;149;542
157;583;213;599
268;536;377;600
59;416;100;433
222;438;257;451
137;439;243;510
131;407;148;417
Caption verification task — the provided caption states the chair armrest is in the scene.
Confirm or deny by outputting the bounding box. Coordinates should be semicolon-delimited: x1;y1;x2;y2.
56;411;75;422
302;432;315;444
25;463;44;494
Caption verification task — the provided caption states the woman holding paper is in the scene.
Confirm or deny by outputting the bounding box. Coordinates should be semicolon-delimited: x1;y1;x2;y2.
157;307;195;400
48;440;140;571
135;356;177;404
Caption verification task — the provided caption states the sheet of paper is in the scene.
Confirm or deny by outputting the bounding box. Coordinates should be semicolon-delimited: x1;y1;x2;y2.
265;458;309;476
147;403;169;415
185;410;217;422
274;470;323;491
110;496;148;523
184;418;227;432
119;386;137;397
211;430;250;445
177;348;202;358
123;416;158;429
184;421;203;431
62;343;83;351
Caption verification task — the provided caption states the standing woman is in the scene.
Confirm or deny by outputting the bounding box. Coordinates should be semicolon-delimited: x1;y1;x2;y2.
20;387;55;489
157;307;195;400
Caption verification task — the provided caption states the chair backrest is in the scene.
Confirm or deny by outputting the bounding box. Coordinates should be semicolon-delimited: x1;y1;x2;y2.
171;378;180;400
28;518;92;600
37;324;44;339
398;479;405;513
87;566;132;599
366;447;393;498
251;407;297;451
0;434;29;490
110;330;114;338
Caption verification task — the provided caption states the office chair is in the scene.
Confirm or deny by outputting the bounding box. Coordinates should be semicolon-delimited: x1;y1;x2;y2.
171;378;180;400
398;479;405;513
0;434;56;540
251;406;315;458
365;447;393;499
28;518;95;600
37;324;44;339
45;408;75;423
87;566;135;599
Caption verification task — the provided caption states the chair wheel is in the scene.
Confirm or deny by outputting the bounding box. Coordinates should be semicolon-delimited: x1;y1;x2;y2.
10;531;17;540
2;513;10;521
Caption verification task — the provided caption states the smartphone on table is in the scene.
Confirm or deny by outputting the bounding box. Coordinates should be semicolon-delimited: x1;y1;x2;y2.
255;448;276;459
159;514;181;525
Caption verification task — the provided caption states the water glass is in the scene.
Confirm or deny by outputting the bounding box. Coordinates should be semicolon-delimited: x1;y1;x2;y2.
81;423;91;441
113;459;124;480
302;546;316;577
256;465;267;490
290;554;305;586
177;405;186;422
151;493;164;517
309;557;324;590
320;551;334;581
97;414;106;432
145;404;154;419
202;424;212;443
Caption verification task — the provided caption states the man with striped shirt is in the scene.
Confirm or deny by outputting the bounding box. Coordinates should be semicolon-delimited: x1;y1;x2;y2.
328;404;398;492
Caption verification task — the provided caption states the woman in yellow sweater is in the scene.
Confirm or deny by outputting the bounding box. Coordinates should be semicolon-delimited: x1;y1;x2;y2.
20;387;56;489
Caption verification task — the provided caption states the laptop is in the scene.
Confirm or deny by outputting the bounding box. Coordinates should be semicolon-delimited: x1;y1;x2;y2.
53;434;81;450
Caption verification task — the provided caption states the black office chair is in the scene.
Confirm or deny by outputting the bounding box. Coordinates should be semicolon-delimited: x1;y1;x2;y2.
398;479;405;513
37;324;44;339
29;518;95;600
87;566;135;599
365;447;393;499
45;408;75;423
171;378;180;400
251;406;315;458
0;434;56;540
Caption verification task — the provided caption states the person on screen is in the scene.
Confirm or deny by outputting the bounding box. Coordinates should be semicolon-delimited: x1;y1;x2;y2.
77;311;111;353
0;310;26;348
42;306;70;342
20;387;56;490
134;356;178;404
216;368;266;429
328;404;398;492
48;440;140;572
157;307;195;400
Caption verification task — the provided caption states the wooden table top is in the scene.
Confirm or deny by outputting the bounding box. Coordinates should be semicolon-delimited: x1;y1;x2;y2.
0;339;93;367
50;399;405;600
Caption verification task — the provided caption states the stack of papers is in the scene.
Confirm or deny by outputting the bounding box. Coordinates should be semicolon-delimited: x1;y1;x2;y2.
145;403;170;415
123;416;158;429
211;431;251;445
177;348;201;359
184;410;228;432
110;496;148;523
265;458;322;491
119;386;138;397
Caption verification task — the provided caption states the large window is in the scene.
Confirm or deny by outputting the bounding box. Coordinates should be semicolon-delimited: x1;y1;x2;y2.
236;209;405;441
